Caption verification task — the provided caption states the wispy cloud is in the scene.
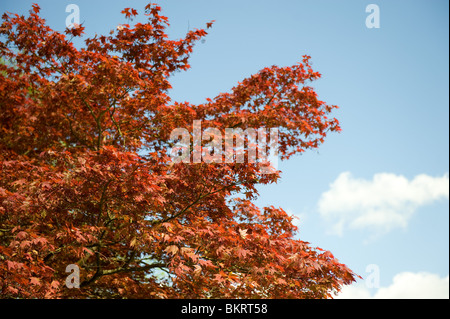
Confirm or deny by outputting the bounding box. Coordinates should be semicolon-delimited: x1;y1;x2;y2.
336;272;449;299
318;172;449;236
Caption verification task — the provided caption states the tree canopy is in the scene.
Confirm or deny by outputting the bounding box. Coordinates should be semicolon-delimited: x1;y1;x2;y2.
0;3;358;298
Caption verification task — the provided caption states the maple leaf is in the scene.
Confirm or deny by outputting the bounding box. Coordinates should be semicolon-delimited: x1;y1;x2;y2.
165;245;179;255
31;3;40;14
198;259;215;268
121;8;130;17
11;179;26;187
193;265;202;276
30;277;41;286
16;231;28;240
41;182;52;190
238;228;248;239
32;237;48;246
65;24;85;37
7;286;19;295
121;7;138;20
6;260;16;270
235;247;251;259
214;271;228;284
50;281;60;289
130;237;137;248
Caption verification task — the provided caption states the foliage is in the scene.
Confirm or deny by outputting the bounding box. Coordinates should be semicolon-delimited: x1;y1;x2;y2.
0;3;358;298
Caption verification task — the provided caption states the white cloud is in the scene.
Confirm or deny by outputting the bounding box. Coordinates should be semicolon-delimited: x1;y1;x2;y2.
318;172;449;236
336;272;449;299
334;282;373;299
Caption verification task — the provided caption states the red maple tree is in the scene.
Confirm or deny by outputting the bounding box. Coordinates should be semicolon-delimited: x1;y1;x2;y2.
0;3;358;298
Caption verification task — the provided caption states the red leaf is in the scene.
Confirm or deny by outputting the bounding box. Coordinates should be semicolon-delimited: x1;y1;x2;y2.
7;286;18;295
17;231;28;240
165;245;179;255
30;277;41;286
31;3;40;14
6;260;24;270
65;24;85;37
6;260;15;270
12;179;26;187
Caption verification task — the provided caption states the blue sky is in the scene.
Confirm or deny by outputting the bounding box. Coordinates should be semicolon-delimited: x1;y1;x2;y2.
1;0;448;298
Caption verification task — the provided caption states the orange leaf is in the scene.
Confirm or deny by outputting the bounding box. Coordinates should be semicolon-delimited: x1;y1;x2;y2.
165;245;179;255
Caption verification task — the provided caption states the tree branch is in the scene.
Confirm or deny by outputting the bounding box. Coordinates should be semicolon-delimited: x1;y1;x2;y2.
154;182;240;225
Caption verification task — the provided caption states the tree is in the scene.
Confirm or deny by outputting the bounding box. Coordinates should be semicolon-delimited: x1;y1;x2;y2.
0;3;359;298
